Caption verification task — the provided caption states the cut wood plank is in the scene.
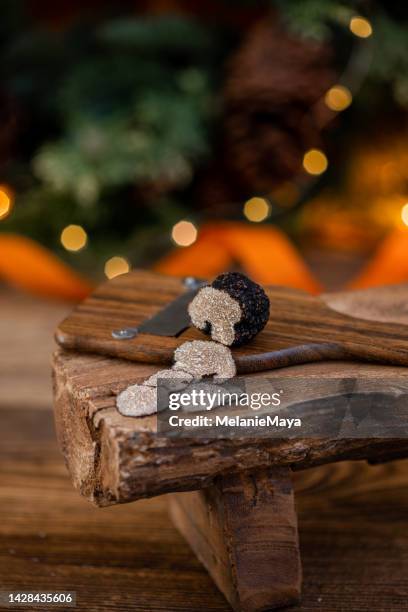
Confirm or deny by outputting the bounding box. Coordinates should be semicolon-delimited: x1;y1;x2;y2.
52;349;408;506
55;270;408;371
170;468;301;612
3;407;408;611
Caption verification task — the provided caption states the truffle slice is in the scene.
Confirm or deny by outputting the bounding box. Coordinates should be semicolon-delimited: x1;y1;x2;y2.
116;368;192;417
145;368;193;388
173;340;236;380
188;272;270;346
188;286;242;345
116;384;158;417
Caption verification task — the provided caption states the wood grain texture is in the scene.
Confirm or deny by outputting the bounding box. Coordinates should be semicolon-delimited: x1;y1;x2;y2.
52;277;408;608
52;348;408;506
3;289;408;611
0;288;69;410
321;283;408;324
56;270;408;371
170;468;301;612
3;406;408;611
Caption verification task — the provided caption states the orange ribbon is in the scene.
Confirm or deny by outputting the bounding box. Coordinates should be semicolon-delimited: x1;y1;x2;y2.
0;234;93;301
155;222;322;294
348;229;408;289
2;224;408;302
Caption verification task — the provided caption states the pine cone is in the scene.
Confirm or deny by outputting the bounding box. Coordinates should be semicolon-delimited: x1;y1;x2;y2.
223;18;335;195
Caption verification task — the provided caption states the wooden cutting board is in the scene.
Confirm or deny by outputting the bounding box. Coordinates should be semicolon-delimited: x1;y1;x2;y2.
55;269;408;372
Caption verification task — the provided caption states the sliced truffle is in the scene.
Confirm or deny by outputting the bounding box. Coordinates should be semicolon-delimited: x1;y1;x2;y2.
116;368;192;417
173;340;236;379
116;384;158;417
145;368;193;388
188;272;270;346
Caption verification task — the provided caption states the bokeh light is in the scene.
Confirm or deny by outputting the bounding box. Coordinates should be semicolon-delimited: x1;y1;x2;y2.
401;203;408;226
171;220;198;246
0;185;13;220
104;256;130;279
60;225;88;251
325;85;352;111
303;149;328;175
243;197;271;222
350;16;373;38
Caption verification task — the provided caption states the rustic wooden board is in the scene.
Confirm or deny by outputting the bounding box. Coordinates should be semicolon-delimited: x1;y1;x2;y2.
55;271;408;371
52;349;408;506
322;284;408;324
3;289;408;611
52;278;408;609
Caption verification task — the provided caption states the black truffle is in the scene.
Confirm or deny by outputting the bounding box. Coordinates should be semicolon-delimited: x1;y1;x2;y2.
188;271;270;346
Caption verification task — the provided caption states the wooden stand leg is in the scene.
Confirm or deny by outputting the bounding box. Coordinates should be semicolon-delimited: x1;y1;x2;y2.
169;468;301;612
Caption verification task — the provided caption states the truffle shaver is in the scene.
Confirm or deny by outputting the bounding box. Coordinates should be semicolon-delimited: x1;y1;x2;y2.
112;276;207;339
56;269;408;372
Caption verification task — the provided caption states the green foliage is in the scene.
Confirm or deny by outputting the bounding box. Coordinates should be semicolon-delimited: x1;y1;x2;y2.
32;16;218;208
2;1;408;277
1;9;225;274
275;0;355;40
369;14;408;108
34;86;212;205
97;16;215;56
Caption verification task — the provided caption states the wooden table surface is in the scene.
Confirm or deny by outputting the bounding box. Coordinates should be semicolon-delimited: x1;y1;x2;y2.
1;288;408;611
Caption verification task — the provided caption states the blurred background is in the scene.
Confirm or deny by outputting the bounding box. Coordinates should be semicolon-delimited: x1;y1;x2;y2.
2;0;408;298
2;4;408;609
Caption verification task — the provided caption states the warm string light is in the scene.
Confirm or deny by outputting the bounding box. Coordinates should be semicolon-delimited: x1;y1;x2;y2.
243;197;271;222
104;256;130;279
67;21;368;248
401;203;408;227
234;13;370;217
60;224;88;251
2;14;373;248
171;220;198;246
303;149;329;175
325;85;353;111
243;44;360;217
349;16;373;38
0;185;13;220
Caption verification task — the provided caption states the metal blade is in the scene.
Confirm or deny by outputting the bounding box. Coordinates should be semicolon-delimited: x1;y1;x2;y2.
112;277;207;340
